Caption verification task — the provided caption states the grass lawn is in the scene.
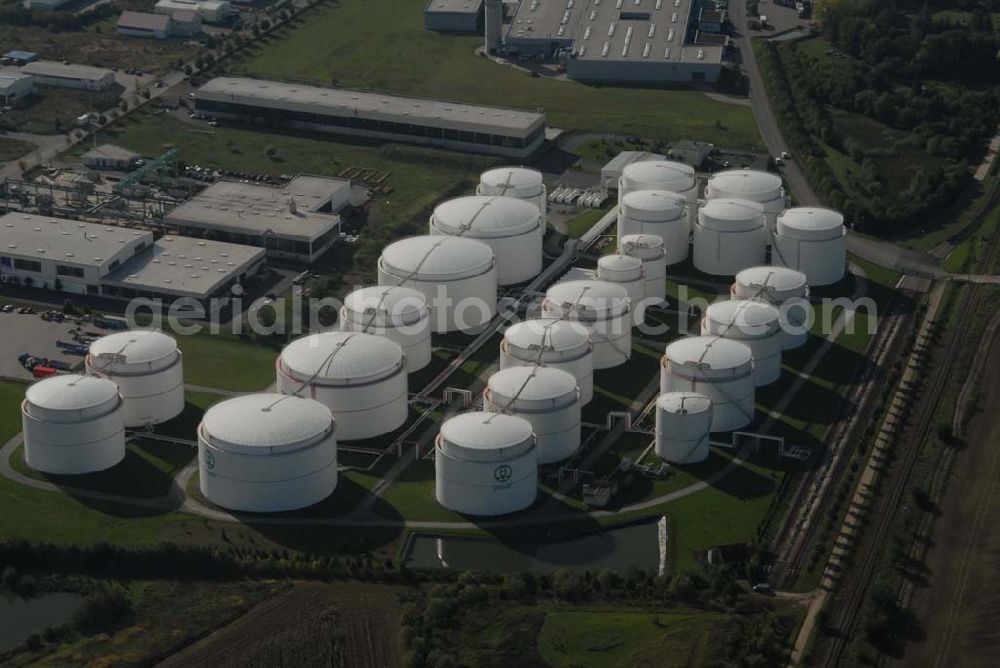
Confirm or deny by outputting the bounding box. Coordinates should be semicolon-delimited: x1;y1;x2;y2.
942;204;1000;273
538;608;724;667
2;89;120;135
173;332;278;391
0;137;34;163
224;0;761;148
566;207;612;239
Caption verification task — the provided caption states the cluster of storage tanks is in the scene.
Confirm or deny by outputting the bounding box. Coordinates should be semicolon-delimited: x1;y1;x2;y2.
16;160;848;518
616;160;847;287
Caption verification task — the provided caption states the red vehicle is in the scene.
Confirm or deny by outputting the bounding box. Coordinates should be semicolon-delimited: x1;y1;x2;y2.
31;365;57;378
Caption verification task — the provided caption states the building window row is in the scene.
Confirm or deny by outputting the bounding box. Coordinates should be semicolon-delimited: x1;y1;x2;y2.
13;258;42;272
56;264;85;278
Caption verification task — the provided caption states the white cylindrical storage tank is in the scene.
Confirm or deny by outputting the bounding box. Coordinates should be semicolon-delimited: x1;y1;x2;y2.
733;266;811;350
660;336;755;432
618;190;689;263
276;331;408;441
378;235;497;333
620;234;667;304
339;286;432;372
500;318;594;405
772;207;847;286
597;254;646;325
435;411;538;516
484;366;581;465
429;195;542;286
198;393;337;513
693;198;767;276
655;392;713;464
21;374;126;475
619;160;698;230
542;280;632;370
702;300;783;386
705;170;785;230
85;330;184;427
477;166;547;235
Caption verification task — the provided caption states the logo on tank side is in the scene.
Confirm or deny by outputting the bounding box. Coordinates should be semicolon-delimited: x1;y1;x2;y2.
494;464;512;483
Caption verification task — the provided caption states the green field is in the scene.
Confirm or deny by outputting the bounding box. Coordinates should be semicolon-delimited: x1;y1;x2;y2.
224;0;760;148
174;333;278;391
565;208;612;239
538;609;724;667
2;89;120;135
0;137;33;164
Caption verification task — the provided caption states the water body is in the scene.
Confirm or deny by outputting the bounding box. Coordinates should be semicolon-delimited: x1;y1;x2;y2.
0;592;83;653
405;520;663;573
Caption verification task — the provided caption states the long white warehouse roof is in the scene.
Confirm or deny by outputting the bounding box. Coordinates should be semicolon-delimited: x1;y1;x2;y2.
1;213;152;268
197;77;545;135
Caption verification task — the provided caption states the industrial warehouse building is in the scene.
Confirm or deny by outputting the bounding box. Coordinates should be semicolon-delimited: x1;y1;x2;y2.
81;144;142;171
503;0;723;83
0;213;265;310
21;61;116;91
154;0;230;23
424;0;483;32
194;77;547;159
164;174;349;263
116;11;174;39
0;69;34;104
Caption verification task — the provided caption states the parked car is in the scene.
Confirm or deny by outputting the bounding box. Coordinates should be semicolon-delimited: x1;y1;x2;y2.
752;583;775;595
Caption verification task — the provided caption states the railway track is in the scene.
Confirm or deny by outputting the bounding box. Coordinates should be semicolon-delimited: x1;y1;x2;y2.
821;209;1000;665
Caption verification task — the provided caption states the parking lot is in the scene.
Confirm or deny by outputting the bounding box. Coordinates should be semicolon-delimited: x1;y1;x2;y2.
0;308;88;381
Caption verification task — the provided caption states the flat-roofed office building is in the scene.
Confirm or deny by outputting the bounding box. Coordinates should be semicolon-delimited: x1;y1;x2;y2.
163;174;349;263
424;0;484;32
194;77;547;159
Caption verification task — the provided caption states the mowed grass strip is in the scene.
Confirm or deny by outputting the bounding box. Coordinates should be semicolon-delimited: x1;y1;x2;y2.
228;0;760;147
538;608;724;667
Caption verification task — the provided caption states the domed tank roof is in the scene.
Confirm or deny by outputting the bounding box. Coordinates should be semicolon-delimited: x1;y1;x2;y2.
598;254;643;273
487;366;578;402
545;280;630;318
201;393;333;453
776;207;845;240
88;330;179;372
664;336;754;370
503;319;591;354
343;286;429;324
621;190;687;219
620;234;665;251
735;266;809;295
379;235;494;280
279;331;404;385
479;166;544;197
25;374;119;414
439;411;534;451
705;300;781;330
622;160;695;191
431;196;540;238
707;170;783;202
698;198;765;231
657;392;712;415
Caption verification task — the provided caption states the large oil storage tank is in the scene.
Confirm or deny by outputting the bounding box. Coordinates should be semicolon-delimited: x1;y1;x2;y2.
85;330;184;427
597;254;646;325
655;392;713;464
21;374;126;475
429;195;542;286
705;170;785;230
378;235;497;333
693;198;767;276
702;300;783;386
620;234;667;304
660;336;755;432
484;366;581;465
276;331;408;441
198;393;337;513
435;411;538;516
477;166;547;231
618;190;689;263
542;280;632;369
339;286;432;372
500;318;594;405
772;207;847;286
619;160;698;230
733;266;811;350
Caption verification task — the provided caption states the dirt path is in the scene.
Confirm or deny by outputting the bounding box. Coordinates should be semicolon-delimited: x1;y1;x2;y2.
907;338;1000;666
156;581;404;668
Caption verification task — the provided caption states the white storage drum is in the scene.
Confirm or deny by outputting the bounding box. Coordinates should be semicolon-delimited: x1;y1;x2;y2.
772;207;847;286
435;411;538;516
655;392;713;464
542;280;632;369
339;285;432;372
276;331;408;441
693;198;767;276
597;254;646;325
618;190;689;263
702;300;783;386
620;234;668;304
619;160;698;230
732;266;811;350
484;366;581;465
660;336;755;432
705;169;785;230
500;318;594;405
477;166;547;238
